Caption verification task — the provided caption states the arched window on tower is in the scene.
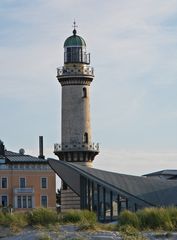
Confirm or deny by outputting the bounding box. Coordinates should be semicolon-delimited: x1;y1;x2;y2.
83;132;88;144
82;87;87;98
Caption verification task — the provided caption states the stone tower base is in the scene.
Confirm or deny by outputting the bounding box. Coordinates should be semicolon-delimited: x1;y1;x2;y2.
61;188;80;212
60;162;93;212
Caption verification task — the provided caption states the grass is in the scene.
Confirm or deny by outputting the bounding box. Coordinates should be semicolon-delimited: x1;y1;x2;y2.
0;211;28;232
60;210;82;223
119;225;147;240
119;210;139;228
0;207;177;236
59;210;97;230
27;208;58;226
38;234;52;240
118;207;177;231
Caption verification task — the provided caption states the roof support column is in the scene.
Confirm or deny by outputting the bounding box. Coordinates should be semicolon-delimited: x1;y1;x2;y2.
97;184;100;221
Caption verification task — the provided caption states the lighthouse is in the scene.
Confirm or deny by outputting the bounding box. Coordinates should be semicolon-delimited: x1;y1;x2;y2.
54;23;99;210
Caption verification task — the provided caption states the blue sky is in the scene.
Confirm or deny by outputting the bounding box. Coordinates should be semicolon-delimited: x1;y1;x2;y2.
1;0;177;176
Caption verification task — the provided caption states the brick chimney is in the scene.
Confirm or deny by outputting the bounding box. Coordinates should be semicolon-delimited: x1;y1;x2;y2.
38;136;45;159
0;140;5;156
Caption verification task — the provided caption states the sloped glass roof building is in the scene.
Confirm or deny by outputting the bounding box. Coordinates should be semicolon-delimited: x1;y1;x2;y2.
49;158;177;222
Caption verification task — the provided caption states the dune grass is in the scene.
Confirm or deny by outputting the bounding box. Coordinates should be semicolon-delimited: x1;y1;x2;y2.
118;207;177;231
59;209;97;230
27;208;58;226
0;207;177;234
0;211;28;232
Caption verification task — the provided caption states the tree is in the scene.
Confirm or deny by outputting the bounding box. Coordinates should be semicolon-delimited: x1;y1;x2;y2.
56;188;61;206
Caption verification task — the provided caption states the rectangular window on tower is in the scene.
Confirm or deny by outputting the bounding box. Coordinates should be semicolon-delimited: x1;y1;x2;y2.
82;87;87;98
83;133;88;144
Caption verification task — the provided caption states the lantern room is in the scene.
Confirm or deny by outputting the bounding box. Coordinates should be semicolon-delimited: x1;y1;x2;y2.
64;29;90;64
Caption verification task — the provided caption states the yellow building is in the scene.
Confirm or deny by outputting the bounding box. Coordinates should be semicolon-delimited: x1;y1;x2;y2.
0;140;56;210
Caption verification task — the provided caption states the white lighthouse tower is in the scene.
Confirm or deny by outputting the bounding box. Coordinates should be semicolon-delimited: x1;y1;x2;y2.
54;23;99;211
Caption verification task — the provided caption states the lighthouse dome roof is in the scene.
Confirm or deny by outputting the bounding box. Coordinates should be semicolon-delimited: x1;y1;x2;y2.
64;30;86;47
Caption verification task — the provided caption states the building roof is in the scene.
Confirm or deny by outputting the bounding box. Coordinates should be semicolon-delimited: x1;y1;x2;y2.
144;170;177;180
49;158;177;207
64;34;86;48
4;150;48;163
144;169;177;176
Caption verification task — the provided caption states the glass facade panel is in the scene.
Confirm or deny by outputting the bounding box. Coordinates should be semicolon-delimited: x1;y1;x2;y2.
105;190;111;221
92;181;98;212
98;186;104;221
79;176;135;222
119;196;127;212
112;192;118;219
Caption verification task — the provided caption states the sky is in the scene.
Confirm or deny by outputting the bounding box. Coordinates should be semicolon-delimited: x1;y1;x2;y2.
1;0;177;179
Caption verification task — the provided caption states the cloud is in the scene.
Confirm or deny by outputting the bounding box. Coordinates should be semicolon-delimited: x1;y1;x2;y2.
94;147;177;175
23;145;177;178
1;0;177;173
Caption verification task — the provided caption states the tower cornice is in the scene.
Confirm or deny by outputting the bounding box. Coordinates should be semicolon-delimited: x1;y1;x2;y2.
57;78;93;86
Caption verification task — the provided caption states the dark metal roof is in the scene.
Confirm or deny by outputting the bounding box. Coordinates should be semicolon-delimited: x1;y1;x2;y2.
144;169;177;180
64;35;86;47
144;169;177;177
49;159;177;207
5;150;48;163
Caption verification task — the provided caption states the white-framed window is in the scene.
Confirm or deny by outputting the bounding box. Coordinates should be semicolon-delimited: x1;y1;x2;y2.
17;196;21;208
19;177;26;188
17;195;33;209
41;195;48;208
41;177;48;189
1;177;8;188
1;195;8;207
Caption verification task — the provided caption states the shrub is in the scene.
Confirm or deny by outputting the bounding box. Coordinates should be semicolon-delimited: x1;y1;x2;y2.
117;207;177;231
167;207;177;229
118;210;139;229
39;234;52;240
78;210;97;230
60;210;97;229
0;212;28;231
27;208;58;226
118;225;146;240
0;212;6;226
61;210;82;223
137;207;173;231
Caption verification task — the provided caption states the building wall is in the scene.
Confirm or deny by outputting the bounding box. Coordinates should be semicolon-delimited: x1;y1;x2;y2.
62;84;91;145
61;188;80;211
0;164;56;210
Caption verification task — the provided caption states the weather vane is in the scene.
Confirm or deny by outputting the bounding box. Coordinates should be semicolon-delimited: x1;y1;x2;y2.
72;20;78;35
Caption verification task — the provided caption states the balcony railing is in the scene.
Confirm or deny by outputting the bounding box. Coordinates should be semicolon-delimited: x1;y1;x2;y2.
54;142;99;152
57;66;94;77
14;187;34;194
